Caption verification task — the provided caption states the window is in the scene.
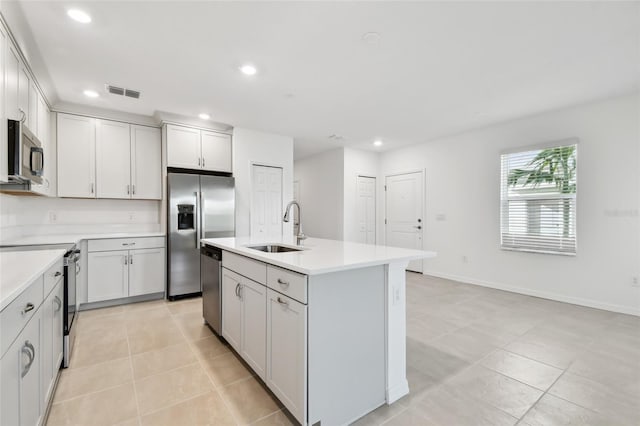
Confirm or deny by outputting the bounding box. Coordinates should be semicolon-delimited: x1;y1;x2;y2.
500;141;577;255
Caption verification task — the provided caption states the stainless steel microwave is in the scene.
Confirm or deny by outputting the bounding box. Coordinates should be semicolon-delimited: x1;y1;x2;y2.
7;119;43;185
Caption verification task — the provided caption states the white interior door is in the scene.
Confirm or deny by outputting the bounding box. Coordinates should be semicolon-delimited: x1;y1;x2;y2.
357;176;376;244
251;165;283;240
385;171;424;272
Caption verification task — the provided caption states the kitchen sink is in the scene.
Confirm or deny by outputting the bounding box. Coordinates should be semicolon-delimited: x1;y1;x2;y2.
247;244;303;253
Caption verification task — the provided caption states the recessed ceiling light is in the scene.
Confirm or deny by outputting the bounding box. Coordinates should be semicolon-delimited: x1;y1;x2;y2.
83;90;99;98
373;140;383;147
67;9;92;23
198;113;210;120
239;64;257;76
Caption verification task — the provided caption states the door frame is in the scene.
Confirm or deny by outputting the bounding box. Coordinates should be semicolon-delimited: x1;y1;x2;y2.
384;169;425;272
249;161;285;239
356;174;377;244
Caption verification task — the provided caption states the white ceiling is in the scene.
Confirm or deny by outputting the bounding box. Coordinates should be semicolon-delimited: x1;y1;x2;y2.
7;1;640;159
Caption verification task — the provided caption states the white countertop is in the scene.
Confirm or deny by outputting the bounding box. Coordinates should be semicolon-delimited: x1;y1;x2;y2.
0;249;67;311
201;237;436;275
0;231;165;247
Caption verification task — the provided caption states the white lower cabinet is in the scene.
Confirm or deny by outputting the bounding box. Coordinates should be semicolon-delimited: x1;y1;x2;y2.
221;268;267;380
0;278;62;426
87;238;166;303
266;289;307;423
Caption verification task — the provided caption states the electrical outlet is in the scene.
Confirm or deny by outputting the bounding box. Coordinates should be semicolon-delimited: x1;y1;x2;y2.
632;276;639;288
128;212;135;222
48;211;57;223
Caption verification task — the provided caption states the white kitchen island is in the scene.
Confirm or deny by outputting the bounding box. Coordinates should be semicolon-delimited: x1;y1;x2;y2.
202;237;435;426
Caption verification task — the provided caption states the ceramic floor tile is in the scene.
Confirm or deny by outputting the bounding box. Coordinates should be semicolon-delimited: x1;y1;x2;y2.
520;393;608;426
447;365;543;418
173;311;216;341
71;333;130;368
166;297;203;315
567;349;640;395
53;358;133;403
429;327;501;363
127;321;185;355
131;343;197;380
200;351;254;387
47;383;138;426
505;332;585;369
480;349;563;391
221;377;281;425
250;409;297;426
140;391;235;426
406;313;460;343
548;372;640;423
351;402;407;426
134;363;214;415
190;334;231;360
79;305;125;320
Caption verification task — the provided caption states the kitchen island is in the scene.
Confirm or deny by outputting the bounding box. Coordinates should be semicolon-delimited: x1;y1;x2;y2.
202;237;435;426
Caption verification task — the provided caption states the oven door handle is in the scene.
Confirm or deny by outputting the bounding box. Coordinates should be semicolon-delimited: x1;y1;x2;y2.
30;147;44;177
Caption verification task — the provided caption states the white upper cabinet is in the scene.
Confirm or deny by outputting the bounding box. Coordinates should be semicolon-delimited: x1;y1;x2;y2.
166;125;200;169
18;64;29;125
166;124;232;173
201;131;232;172
28;80;37;135
96;119;131;199
131;125;161;199
57;114;96;198
5;44;19;121
0;24;8;182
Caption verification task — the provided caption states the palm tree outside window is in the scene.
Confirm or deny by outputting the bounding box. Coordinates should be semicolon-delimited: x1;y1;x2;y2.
500;141;577;255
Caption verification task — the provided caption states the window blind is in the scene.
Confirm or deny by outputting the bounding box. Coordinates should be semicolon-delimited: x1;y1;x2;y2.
500;143;577;255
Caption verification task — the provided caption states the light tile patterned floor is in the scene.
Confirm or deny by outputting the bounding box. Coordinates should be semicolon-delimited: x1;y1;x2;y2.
46;273;640;425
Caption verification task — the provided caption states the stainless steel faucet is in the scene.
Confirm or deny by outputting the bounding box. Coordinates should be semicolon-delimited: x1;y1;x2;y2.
283;201;307;245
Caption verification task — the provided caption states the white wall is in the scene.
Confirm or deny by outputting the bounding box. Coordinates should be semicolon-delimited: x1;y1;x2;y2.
232;127;294;238
343;148;380;243
294;148;345;240
0;193;161;241
379;93;640;315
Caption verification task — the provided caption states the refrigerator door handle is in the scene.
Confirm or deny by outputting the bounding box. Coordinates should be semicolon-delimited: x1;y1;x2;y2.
194;191;200;249
200;191;205;241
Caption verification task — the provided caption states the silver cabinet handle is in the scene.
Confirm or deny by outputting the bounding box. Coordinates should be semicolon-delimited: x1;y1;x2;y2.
235;283;239;297
122;242;136;246
21;303;35;315
54;271;62;277
127;184;130;195
132;185;136;195
276;297;288;306
90;183;94;194
124;255;128;265
54;296;62;312
21;341;35;378
277;278;289;287
76;263;81;276
202;158;205;167
129;254;133;264
198;158;201;166
18;108;26;123
413;225;422;230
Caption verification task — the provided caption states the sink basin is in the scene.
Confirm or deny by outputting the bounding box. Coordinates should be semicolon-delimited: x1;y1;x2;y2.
248;244;303;253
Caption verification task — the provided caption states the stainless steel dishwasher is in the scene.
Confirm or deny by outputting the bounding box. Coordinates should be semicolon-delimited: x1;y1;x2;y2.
201;245;222;335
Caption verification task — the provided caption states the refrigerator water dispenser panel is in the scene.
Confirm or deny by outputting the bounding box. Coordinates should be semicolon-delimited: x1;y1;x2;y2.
177;204;195;230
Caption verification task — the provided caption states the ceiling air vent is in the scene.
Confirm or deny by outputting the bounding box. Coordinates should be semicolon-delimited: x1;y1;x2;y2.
125;89;140;99
105;84;141;99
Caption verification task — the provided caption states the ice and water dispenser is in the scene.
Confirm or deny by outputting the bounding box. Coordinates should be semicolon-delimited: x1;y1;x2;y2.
177;204;195;230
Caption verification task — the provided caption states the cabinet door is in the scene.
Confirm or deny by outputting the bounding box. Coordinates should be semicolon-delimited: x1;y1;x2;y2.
166;125;201;169
20;312;42;426
88;250;129;302
18;65;30;125
221;268;243;353
0;331;20;426
129;248;165;296
201;131;232;172
266;290;307;424
30;94;51;196
241;278;266;380
0;24;8;182
28;80;38;136
41;287;54;404
96;119;131;199
57;114;96;198
130;125;161;199
5;44;20;121
37;93;48;144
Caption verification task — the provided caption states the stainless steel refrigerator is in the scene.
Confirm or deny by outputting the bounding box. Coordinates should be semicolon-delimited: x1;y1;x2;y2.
167;172;234;298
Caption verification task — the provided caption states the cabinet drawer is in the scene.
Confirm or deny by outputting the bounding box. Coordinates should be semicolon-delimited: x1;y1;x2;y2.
267;265;307;304
0;276;44;357
88;236;165;252
223;251;267;284
43;257;64;296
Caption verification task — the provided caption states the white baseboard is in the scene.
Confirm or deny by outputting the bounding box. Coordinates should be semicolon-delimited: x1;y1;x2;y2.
423;270;640;317
386;379;409;404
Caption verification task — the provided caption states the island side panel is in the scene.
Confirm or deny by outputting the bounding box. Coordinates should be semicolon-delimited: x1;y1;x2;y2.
386;261;410;403
308;266;386;426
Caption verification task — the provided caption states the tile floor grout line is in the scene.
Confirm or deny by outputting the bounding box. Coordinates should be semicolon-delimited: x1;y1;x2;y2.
123;317;144;424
